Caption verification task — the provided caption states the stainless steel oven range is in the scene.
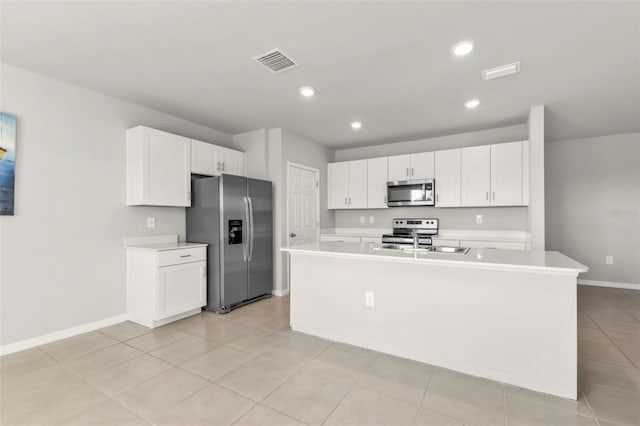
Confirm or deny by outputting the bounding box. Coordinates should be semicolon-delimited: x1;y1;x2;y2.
382;218;439;248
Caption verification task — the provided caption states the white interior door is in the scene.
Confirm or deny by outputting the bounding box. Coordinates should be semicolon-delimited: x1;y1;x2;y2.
288;163;319;246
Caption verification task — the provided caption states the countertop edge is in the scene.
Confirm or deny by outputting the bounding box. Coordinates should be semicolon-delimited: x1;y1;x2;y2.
281;246;587;275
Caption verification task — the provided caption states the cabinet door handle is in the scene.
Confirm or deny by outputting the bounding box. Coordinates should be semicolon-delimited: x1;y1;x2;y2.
216;161;220;171
486;192;489;201
348;197;351;205
436;193;439;202
492;191;495;201
411;168;414;176
345;197;348;205
406;168;409;176
222;162;225;171
180;254;192;258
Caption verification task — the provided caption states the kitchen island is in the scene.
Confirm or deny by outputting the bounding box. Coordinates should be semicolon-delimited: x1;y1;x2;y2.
281;242;587;399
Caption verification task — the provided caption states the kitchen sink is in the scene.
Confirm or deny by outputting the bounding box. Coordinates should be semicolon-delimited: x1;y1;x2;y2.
372;245;470;255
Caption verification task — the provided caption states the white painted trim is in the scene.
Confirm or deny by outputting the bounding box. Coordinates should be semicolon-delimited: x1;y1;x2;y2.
272;289;290;297
0;314;128;357
578;279;640;291
285;161;321;294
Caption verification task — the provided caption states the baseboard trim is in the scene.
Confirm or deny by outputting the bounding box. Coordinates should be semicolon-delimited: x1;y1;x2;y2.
578;279;640;291
272;289;290;297
0;314;128;357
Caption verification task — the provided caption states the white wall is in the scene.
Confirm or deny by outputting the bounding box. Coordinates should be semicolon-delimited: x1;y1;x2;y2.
333;124;530;231
233;129;268;180
0;64;232;346
546;132;640;284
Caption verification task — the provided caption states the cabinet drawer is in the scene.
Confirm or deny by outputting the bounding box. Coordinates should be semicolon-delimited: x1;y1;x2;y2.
460;240;526;250
158;247;206;267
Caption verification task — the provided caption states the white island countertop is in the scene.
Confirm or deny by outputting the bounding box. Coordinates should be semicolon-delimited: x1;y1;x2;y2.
282;241;587;275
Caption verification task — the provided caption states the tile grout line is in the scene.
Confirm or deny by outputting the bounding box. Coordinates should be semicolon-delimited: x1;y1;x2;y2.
578;387;601;426
410;365;435;425
583;311;639;371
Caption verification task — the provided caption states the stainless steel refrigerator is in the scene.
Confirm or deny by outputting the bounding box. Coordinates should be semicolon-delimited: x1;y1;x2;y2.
186;174;273;313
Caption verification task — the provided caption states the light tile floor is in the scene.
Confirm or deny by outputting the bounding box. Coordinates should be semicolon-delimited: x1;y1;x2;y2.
1;287;639;425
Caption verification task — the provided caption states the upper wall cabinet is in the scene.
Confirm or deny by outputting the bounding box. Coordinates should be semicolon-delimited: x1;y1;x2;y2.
328;160;367;209
461;145;491;206
459;141;527;207
367;157;388;209
190;139;218;176
388;152;434;181
434;149;461;207
127;126;191;207
490;141;524;206
191;139;245;177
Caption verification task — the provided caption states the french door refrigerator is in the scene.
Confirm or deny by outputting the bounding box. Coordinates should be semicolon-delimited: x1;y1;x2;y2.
186;174;273;312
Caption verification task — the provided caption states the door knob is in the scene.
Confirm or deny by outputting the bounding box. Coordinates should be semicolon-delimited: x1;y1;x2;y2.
289;233;296;238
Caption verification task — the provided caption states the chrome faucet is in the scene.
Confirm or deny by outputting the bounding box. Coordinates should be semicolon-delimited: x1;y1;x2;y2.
412;229;419;249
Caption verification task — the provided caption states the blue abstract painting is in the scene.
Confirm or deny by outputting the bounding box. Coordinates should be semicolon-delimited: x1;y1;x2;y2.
0;112;17;215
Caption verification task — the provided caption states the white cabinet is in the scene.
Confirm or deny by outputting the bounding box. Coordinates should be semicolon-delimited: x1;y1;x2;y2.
328;162;349;209
388;152;434;181
435;149;461;207
127;246;207;329
191;139;218;176
127;126;191;207
388;155;411;181
460;145;491;206
218;147;245;176
327;160;367;209
191;139;245;177
367;157;388;209
410;152;435;180
458;141;526;207
490;141;523;206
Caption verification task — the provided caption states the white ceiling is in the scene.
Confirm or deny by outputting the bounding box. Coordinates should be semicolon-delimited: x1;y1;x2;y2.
1;1;638;148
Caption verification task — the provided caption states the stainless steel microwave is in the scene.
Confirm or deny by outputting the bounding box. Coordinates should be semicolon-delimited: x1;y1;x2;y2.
386;179;435;207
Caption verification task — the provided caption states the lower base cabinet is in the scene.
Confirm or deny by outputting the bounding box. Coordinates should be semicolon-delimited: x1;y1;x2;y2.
127;246;207;328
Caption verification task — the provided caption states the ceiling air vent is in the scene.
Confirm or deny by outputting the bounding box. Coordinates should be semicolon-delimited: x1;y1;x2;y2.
482;61;521;81
252;48;299;73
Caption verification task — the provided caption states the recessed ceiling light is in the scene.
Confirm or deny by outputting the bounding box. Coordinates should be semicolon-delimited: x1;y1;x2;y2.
465;99;480;109
299;86;316;97
451;41;475;56
351;121;362;130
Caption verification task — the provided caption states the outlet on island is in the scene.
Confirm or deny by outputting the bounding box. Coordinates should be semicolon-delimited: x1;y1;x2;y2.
365;291;375;307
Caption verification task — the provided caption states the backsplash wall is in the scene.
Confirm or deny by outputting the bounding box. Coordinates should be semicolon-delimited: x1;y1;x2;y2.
335;206;529;231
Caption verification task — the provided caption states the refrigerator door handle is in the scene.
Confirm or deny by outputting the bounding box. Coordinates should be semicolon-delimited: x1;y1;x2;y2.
247;197;255;261
242;196;249;262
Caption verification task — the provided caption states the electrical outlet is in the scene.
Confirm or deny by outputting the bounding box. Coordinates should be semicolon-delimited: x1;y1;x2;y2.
365;291;375;307
606;256;614;265
146;217;156;228
359;216;365;224
476;215;483;224
369;215;375;224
